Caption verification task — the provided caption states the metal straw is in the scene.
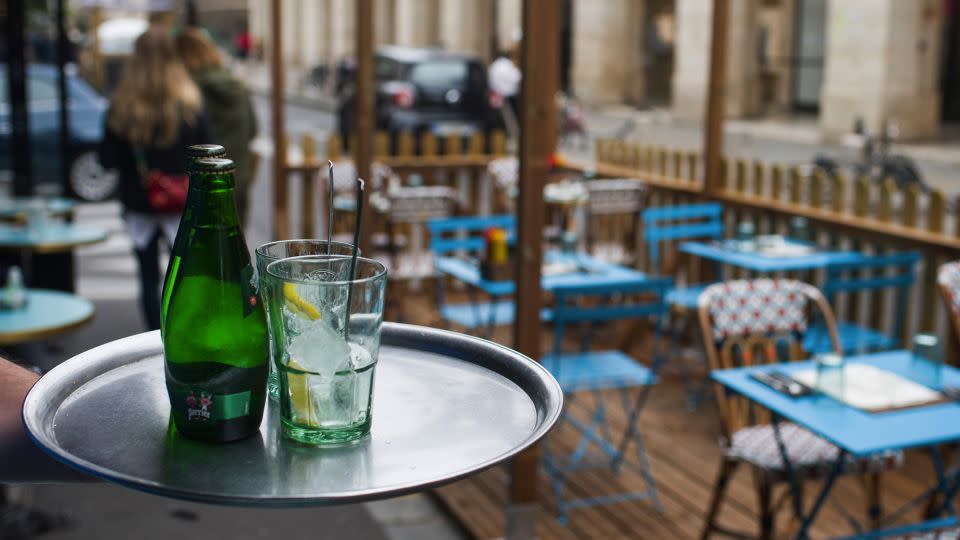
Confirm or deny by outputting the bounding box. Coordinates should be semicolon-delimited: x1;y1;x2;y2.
344;177;365;340
326;160;335;255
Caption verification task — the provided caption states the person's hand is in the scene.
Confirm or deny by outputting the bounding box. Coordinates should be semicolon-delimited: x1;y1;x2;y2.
0;358;92;482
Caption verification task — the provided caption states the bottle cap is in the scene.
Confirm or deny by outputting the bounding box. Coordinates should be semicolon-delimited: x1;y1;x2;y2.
193;158;236;173
186;144;226;159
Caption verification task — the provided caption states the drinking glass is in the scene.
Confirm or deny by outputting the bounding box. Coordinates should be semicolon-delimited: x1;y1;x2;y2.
265;255;387;445
815;352;845;398
911;333;943;389
256;240;358;401
560;231;579;254
25;200;50;237
789;216;810;242
737;220;756;252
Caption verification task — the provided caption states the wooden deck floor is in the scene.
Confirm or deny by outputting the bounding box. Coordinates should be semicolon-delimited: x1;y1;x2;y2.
397;289;945;540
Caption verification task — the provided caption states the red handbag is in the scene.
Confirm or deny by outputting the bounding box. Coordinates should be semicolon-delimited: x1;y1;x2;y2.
144;170;189;213
135;147;188;214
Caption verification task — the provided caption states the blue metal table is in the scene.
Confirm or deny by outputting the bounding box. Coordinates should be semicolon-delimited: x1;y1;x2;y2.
680;239;870;273
713;350;960;539
435;251;649;297
434;251;649;336
0;289;94;345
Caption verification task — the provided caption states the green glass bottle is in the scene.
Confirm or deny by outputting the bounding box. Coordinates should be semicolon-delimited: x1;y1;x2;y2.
161;144;226;338
162;158;269;443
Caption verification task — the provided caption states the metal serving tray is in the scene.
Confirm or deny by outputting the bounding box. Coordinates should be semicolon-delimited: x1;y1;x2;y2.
23;323;562;506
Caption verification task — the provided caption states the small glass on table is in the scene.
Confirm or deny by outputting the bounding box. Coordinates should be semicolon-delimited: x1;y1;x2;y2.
736;220;756;252
789;216;810;242
911;333;943;389
256;240;358;400
264;255;387;445
815;352;845;398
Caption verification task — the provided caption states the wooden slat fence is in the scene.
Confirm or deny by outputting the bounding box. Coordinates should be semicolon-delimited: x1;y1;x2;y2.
582;138;960;356
276;130;509;239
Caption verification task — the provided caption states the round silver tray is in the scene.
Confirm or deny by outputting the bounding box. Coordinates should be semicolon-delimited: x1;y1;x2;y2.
23;323;562;506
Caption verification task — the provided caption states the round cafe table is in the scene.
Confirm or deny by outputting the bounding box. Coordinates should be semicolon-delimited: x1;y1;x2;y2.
0;289;94;345
0;197;75;222
0;223;108;254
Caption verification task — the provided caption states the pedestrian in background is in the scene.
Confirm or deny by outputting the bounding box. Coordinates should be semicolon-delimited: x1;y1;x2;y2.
233;25;252;59
335;57;357;152
488;48;521;139
100;28;211;331
176;27;258;225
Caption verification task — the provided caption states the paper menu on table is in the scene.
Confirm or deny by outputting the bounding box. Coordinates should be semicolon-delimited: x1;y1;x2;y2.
754;236;815;258
542;261;579;276
791;364;944;412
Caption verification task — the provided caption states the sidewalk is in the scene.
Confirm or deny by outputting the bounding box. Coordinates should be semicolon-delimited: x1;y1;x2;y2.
235;60;337;112
587;105;960;193
594;105;960;166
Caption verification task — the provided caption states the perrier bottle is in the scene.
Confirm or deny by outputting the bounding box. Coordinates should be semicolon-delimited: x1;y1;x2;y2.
161;144;226;338
162;158;268;443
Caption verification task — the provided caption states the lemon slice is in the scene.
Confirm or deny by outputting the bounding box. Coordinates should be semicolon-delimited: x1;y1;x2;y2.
283;283;321;320
285;358;320;427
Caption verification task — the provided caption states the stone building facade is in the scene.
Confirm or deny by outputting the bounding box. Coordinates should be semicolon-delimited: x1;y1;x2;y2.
248;0;956;141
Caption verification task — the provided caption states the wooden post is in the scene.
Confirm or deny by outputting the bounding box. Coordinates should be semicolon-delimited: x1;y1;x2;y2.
89;7;105;90
186;0;199;26
270;0;288;239
355;0;375;254
351;0;374;253
702;0;730;194
508;1;559;538
5;0;31;196
56;0;70;194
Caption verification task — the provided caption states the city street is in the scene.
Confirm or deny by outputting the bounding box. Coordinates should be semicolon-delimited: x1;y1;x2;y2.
248;93;960;199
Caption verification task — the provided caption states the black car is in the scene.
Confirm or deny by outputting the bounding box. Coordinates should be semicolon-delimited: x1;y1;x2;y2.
339;47;504;148
0;64;117;200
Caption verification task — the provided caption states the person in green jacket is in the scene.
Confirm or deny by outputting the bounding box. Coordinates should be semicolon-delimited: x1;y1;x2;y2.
176;28;258;224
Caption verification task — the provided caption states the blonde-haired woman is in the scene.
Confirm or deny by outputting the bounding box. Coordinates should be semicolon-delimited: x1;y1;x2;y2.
100;27;211;331
176;28;257;224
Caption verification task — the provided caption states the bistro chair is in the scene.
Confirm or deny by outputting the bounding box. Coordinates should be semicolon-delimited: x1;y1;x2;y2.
938;260;960;339
805;251;921;355
330;160;397;246
487;157;519;213
698;278;903;539
427;214;518;333
642;202;724;407
541;275;673;524
585;178;647;265
380;185;459;321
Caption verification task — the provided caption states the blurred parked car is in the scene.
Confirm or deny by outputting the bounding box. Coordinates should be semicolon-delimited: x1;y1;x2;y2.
338;46;505;150
0;63;117;200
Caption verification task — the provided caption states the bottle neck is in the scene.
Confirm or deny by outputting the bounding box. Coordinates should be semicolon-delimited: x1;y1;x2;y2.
188;171;239;228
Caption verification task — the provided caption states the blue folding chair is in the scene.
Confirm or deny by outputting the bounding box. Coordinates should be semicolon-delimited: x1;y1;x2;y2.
541;275;673;524
427;215;518;333
804;251;921;355
642;203;724;408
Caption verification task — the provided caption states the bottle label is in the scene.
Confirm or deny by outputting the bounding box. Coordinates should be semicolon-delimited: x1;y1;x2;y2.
171;388;252;422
